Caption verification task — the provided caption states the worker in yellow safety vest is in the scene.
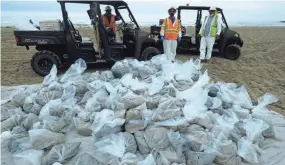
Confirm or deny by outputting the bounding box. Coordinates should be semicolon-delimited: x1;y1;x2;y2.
199;6;222;63
160;6;182;62
101;6;120;33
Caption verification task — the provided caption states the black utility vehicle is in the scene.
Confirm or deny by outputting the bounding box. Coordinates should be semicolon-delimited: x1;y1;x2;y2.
14;0;160;76
150;6;243;60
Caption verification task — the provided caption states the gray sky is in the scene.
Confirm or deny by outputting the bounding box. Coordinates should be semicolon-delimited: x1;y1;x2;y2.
2;0;285;27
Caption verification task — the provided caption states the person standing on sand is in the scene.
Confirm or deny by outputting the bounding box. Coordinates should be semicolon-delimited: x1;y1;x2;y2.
160;6;182;62
199;6;222;63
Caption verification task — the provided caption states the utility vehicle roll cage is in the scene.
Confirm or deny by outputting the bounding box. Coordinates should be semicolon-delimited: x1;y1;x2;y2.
57;0;140;29
177;6;229;28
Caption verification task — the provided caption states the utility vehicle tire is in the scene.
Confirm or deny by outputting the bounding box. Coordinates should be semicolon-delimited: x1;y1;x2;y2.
224;44;241;60
177;38;192;54
31;50;61;77
142;47;160;61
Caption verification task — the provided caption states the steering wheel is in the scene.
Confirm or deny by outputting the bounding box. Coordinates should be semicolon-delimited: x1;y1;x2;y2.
116;22;126;32
117;22;134;32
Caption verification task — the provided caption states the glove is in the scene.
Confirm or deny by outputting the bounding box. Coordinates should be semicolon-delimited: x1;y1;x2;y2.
161;36;164;41
178;37;181;42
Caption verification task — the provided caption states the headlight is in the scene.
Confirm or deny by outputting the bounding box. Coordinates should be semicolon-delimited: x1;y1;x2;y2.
235;33;239;37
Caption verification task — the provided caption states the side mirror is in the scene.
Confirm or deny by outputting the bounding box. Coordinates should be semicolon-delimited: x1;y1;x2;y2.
87;9;94;19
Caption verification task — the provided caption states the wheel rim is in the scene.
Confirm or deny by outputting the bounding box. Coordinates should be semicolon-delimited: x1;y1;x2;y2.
38;59;53;72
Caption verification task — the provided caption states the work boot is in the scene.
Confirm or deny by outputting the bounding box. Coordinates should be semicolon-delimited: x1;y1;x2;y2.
205;59;210;63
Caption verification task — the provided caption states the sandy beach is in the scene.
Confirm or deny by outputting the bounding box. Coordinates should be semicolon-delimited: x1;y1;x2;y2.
1;26;285;115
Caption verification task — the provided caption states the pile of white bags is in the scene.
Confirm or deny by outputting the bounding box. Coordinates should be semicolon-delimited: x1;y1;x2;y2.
1;55;285;165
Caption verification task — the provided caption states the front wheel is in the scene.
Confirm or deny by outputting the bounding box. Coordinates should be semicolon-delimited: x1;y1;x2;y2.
141;47;160;61
224;44;241;60
31;50;61;77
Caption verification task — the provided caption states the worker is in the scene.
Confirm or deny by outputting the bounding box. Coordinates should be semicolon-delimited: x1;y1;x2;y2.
101;6;120;33
199;6;222;63
160;6;182;62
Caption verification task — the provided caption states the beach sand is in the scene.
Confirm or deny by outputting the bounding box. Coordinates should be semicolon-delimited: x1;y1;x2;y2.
1;26;285;114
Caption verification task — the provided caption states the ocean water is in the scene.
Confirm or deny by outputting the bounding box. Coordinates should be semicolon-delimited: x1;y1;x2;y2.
1;11;284;29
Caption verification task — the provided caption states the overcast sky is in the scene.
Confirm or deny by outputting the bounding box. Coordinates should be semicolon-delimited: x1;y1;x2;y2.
1;0;285;28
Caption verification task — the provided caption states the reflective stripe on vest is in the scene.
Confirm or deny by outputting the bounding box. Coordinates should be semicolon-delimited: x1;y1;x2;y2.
199;13;218;37
164;17;180;40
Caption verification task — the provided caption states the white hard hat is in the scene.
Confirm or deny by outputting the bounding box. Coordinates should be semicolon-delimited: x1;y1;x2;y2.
209;6;216;11
168;6;176;12
105;6;112;11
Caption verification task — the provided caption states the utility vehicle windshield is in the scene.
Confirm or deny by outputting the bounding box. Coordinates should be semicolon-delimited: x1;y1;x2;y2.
116;6;139;29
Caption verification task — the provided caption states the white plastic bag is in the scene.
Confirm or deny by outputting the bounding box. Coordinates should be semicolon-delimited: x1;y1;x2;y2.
125;103;146;122
13;149;44;165
154;118;188;127
42;142;82;165
232;105;250;120
144;126;170;150
214;139;241;165
1;114;27;133
85;88;108;112
123;132;138;154
73;117;92;136
111;60;131;78
178;70;210;100
121;73;147;92
1;107;26;122
255;93;278;110
87;80;106;93
94;133;126;162
82;71;100;82
42;65;57;86
61;85;76;101
23;93;43;115
35;87;63;106
167;130;187;153
237;118;269;164
159;83;178;97
243;118;269;142
134;131;150;154
184;150;216;165
59;58;87;82
9;89;31;108
183;131;214;152
147;76;164;96
1;131;16;165
120;91;147;109
137;154;156;165
232;86;253;109
160;147;186;164
182;101;208;123
74;153;100;165
211;110;239;138
21;113;39;130
151;107;182;122
91;109;125;140
28;129;65;149
237;138;261;164
100;71;115;81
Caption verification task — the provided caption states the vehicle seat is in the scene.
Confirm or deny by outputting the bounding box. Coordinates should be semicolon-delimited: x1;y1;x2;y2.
81;40;93;46
82;37;92;41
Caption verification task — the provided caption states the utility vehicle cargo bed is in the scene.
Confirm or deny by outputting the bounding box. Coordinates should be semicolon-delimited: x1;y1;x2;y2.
14;30;66;46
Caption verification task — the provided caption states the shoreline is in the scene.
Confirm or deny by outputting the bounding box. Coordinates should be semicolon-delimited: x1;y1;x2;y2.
2;25;285;30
